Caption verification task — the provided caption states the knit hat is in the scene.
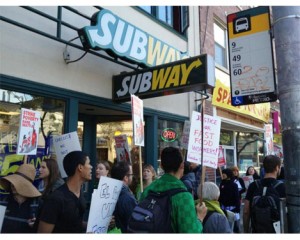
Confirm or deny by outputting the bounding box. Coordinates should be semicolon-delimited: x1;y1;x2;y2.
0;164;41;198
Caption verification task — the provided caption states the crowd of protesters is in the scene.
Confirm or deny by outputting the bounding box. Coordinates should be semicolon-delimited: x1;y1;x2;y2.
0;148;285;234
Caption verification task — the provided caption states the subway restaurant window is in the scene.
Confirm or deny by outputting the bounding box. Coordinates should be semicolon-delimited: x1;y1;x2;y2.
0;89;65;196
157;119;183;177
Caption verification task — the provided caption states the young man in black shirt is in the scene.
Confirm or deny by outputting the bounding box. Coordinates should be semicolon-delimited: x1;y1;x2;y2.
38;151;92;233
243;155;286;233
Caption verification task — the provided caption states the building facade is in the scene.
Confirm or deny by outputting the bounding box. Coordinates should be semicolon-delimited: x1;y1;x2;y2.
1;6;203;196
0;6;280;197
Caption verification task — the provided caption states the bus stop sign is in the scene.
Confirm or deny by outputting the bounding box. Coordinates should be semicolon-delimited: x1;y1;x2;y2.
227;6;277;106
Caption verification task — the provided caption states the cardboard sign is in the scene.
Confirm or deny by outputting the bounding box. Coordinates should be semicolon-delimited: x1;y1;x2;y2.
53;131;81;178
131;95;144;146
187;111;221;169
86;176;123;233
114;134;131;162
17;108;41;155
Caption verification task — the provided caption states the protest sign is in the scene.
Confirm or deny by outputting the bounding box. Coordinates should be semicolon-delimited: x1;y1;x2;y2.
17;108;41;155
53;131;81;178
181;120;191;150
218;146;226;167
187;111;221;169
131;95;144;146
242;175;254;189
114;134;131;162
265;124;274;155
86;176;123;233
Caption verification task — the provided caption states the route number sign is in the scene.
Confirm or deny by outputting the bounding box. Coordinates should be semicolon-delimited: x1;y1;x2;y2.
227;6;277;106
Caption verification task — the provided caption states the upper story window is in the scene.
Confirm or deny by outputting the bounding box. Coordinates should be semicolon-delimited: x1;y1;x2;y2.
214;22;228;69
139;6;189;35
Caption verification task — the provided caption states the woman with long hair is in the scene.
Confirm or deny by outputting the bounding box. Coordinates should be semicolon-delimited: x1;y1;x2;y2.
39;158;64;197
34;158;64;231
246;166;260;180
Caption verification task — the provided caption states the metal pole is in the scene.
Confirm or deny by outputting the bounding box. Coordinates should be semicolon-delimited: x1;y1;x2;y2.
272;6;300;233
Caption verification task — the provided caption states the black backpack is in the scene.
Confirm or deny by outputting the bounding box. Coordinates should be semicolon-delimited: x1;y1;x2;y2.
251;180;283;233
127;188;187;233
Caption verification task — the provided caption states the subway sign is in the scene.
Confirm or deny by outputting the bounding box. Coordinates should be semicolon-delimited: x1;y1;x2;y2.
112;54;215;102
78;9;189;67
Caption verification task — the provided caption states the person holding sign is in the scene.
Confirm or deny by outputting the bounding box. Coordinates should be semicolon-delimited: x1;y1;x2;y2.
219;168;240;233
37;151;92;233
0;164;41;233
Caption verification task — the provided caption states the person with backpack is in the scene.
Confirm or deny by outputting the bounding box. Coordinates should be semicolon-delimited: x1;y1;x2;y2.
243;155;286;233
128;147;207;233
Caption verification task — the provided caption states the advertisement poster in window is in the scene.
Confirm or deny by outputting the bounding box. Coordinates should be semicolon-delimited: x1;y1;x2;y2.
131;95;144;146
114;134;131;163
16;108;41;155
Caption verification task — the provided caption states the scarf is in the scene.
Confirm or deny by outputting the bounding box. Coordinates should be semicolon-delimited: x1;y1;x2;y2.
203;200;225;215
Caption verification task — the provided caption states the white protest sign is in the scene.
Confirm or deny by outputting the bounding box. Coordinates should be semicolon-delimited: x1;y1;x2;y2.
0;205;6;231
187;111;221;169
181;120;191;150
87;176;123;233
131;95;144;146
17;108;41;155
53;131;81;178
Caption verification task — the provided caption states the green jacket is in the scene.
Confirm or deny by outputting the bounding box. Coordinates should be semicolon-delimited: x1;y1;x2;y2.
140;173;203;233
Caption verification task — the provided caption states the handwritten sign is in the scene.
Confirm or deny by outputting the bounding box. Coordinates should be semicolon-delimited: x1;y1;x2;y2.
86;176;123;233
17;108;41;155
131;95;144;146
181;120;191;149
53;131;81;178
0;205;6;231
187;111;221;169
114;134;131;163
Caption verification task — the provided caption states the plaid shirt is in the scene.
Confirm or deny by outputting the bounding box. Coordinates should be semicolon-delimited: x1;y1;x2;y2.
140;173;203;233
